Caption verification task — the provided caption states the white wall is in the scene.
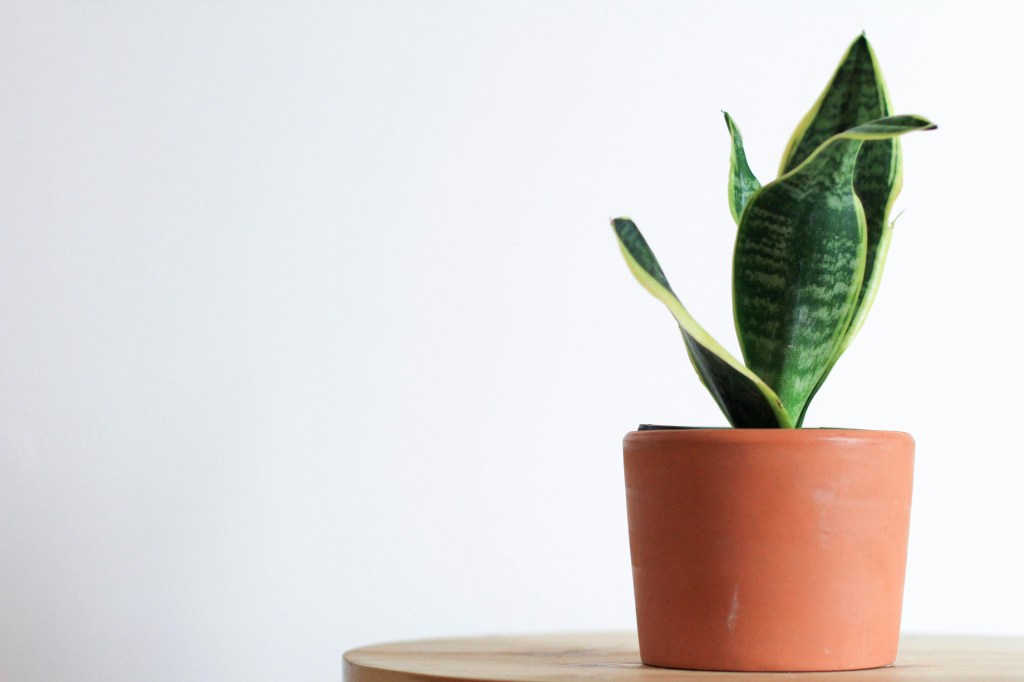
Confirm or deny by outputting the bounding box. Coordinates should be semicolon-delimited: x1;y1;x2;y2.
1;1;1020;680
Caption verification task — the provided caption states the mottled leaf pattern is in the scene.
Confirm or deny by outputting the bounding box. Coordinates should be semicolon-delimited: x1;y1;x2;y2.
781;35;892;172
780;34;902;366
610;36;934;428
613;218;792;428
734;116;935;421
725;112;761;225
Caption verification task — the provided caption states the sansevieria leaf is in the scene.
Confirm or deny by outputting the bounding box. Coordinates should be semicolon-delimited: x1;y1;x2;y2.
613;218;792;428
725;112;761;224
780;33;901;361
733;115;936;422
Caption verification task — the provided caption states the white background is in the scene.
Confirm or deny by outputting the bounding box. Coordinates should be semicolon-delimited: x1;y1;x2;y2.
1;1;1021;680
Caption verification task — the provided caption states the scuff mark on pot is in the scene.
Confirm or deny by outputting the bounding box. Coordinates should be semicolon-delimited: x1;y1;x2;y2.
726;585;740;634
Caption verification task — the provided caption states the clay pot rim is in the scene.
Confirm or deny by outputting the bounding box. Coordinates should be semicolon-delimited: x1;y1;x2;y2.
624;427;914;447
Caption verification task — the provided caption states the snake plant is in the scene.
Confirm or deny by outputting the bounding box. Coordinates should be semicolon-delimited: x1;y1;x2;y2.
613;35;935;428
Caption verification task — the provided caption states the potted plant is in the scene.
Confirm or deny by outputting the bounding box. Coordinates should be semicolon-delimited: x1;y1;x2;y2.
612;35;935;672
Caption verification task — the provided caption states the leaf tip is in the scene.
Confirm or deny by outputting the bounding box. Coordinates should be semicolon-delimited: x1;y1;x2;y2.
611;216;634;237
848;31;874;57
908;116;938;132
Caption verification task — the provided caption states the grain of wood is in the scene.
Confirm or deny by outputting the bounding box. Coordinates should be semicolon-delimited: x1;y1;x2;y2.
343;632;1024;681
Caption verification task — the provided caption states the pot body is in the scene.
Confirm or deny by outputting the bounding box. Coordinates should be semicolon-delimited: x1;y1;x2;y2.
624;428;914;672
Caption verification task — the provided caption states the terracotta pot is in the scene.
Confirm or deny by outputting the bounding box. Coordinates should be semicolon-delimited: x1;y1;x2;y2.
624;428;914;672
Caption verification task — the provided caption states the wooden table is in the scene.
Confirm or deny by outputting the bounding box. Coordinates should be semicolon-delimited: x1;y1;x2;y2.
344;632;1024;681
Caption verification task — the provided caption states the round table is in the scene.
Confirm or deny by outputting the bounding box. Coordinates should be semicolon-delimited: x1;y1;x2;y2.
344;632;1024;681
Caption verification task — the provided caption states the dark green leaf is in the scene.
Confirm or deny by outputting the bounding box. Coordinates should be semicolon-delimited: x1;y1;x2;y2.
733;116;935;421
780;34;903;364
613;217;792;428
724;112;761;225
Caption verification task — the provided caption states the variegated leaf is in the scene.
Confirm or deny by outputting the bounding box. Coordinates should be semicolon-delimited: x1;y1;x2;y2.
780;34;901;363
613;218;792;428
724;112;761;225
734;115;935;422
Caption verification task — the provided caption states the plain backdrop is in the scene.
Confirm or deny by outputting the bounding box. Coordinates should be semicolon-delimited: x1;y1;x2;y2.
1;1;1022;680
